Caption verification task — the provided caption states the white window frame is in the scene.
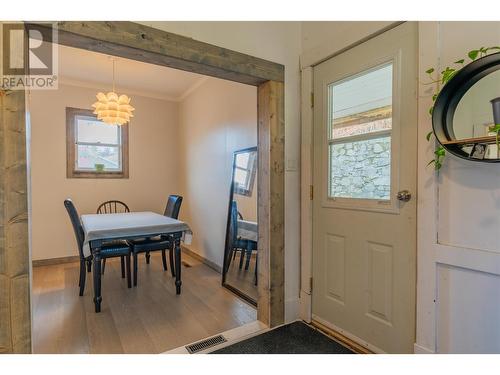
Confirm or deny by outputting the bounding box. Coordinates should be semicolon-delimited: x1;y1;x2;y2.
320;52;402;214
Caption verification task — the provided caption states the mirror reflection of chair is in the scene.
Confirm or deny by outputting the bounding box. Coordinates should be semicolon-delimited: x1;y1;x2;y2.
227;200;258;285
223;146;258;304
129;195;183;286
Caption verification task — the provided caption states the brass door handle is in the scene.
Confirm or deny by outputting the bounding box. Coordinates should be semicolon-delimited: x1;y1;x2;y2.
397;190;412;202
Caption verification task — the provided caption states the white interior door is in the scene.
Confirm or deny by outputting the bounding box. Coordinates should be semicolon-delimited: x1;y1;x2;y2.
312;22;418;353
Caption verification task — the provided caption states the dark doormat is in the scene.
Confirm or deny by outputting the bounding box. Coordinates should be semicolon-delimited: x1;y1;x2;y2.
211;321;355;354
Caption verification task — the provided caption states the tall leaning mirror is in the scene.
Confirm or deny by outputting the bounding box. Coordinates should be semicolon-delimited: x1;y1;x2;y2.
222;147;258;306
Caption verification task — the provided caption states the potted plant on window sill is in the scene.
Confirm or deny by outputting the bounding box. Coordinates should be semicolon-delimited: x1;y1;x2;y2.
94;163;105;172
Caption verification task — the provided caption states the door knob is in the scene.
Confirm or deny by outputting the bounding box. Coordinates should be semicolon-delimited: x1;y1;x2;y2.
396;190;412;202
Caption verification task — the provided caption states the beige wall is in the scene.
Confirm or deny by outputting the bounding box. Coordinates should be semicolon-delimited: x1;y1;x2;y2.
177;78;257;269
30;83;179;260
234;173;257;222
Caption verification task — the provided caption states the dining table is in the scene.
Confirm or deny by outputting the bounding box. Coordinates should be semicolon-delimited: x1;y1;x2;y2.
81;211;192;313
237;219;258;242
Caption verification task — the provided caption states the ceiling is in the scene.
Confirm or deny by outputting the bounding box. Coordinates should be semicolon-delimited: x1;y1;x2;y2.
56;44;208;101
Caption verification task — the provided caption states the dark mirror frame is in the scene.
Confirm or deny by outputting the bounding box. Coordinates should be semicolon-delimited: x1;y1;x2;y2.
432;52;500;163
222;146;258;306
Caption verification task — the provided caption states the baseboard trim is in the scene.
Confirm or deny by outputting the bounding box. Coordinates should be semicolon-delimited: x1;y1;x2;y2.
32;255;79;267
181;245;222;274
311;318;377;354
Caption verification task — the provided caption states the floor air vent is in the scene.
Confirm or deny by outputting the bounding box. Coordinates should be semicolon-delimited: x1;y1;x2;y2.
186;335;227;354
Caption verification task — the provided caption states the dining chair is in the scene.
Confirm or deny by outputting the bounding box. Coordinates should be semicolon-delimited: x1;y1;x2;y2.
97;200;130;275
227;200;258;285
64;199;132;296
130;195;183;286
232;210;244;262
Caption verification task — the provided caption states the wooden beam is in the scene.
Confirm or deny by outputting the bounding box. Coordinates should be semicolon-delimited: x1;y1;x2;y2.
29;22;284;86
257;81;285;327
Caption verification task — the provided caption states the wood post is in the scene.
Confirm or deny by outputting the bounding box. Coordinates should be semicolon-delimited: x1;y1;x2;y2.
0;88;31;353
257;81;285;327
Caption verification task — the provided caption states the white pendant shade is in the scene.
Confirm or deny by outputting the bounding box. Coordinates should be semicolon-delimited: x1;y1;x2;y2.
92;91;135;126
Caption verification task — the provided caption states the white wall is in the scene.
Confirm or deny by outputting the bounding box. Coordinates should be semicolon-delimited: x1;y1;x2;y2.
417;21;500;354
30;83;179;260
141;22;303;322
177;78;257;269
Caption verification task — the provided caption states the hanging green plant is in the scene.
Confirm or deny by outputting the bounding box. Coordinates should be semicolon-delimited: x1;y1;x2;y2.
425;46;500;170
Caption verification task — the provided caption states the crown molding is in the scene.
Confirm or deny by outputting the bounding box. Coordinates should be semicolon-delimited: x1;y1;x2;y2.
178;77;210;102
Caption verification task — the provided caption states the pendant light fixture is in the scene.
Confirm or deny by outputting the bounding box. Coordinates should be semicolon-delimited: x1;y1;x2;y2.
92;58;134;126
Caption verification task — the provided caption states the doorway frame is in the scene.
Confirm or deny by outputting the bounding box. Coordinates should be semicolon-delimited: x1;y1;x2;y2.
1;21;285;353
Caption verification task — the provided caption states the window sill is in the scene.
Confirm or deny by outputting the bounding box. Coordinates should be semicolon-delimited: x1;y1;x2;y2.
67;171;129;179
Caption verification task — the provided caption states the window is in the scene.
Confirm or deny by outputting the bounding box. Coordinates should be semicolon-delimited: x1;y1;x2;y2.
234;150;257;196
66;107;129;178
328;63;393;200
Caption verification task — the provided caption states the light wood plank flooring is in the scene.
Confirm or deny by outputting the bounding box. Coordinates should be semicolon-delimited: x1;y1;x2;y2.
32;253;257;353
225;252;258;302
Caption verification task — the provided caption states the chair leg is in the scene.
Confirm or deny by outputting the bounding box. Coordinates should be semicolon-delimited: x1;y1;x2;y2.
79;259;86;296
245;247;252;270
126;254;131;288
161;250;168;271
133;252;138;287
169;248;175;277
145;251;150;264
239;248;245;269
102;258;106;274
86;259;92;273
254;253;258;286
120;256;125;278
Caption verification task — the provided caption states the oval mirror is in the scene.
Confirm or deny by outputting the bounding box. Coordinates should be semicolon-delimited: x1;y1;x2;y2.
432;52;500;162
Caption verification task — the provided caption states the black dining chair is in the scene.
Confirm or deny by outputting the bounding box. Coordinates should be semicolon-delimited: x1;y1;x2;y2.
130;195;183;286
96;200;130;275
64;199;132;296
227;200;258;285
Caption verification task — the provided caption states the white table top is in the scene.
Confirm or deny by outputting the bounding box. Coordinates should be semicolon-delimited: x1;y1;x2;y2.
237;219;258;242
81;211;192;257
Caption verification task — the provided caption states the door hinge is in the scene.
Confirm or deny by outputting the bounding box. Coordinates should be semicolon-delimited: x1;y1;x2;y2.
310;185;314;200
309;277;313;292
310;92;314;108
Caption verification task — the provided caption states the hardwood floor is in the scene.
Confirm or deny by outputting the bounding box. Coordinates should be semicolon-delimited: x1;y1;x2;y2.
225;252;258;302
32;253;257;353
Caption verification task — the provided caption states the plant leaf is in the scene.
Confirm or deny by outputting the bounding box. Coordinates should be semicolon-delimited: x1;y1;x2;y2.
468;50;479;60
435;147;445;156
429;106;433;115
427;159;436;167
426;131;433;141
435;161;442;170
454;59;465;64
432;94;437;102
425;68;435;74
441;67;456;84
